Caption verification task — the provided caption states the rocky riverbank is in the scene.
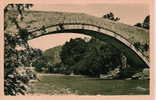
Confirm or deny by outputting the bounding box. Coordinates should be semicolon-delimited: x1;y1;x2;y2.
100;68;149;80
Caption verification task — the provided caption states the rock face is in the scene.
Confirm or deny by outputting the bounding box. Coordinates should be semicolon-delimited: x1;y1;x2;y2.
120;53;127;69
100;68;149;80
131;68;149;80
100;68;120;79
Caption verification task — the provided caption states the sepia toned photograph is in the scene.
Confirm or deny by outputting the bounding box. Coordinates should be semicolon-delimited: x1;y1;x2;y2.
3;2;151;96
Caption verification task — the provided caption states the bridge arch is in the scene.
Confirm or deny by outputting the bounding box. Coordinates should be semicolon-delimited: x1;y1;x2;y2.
28;23;149;68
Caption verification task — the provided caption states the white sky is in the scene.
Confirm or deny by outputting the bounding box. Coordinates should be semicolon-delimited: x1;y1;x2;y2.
28;3;149;51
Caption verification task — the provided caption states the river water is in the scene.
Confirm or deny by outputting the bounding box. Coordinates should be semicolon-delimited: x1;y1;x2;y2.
29;74;149;95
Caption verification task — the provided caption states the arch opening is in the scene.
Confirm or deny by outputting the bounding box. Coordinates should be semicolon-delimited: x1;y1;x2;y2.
28;24;149;68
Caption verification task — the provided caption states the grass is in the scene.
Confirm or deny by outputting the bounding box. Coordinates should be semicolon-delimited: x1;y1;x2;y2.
29;74;149;95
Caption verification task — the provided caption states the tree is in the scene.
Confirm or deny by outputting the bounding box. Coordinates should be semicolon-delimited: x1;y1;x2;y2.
59;38;122;77
143;15;150;29
102;12;120;21
4;4;34;95
60;38;88;74
17;48;43;67
134;15;150;29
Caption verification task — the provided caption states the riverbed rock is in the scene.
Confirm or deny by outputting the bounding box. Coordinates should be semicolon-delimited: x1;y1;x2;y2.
100;68;120;79
131;68;149;80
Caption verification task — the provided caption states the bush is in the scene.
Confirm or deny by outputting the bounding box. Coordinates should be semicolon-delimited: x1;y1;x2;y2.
4;72;29;95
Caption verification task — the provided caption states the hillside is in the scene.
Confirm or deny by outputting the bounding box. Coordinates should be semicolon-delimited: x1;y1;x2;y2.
43;46;62;64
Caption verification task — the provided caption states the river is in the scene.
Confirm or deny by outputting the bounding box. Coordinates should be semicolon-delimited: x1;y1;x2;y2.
28;74;149;95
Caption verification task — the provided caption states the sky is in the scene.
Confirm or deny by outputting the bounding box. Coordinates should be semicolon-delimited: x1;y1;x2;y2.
28;3;149;51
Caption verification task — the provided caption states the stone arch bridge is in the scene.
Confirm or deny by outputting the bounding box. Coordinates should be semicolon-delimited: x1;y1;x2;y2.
6;11;149;68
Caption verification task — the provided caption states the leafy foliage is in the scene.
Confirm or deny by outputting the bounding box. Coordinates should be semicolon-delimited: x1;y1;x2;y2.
134;15;150;29
72;38;121;76
133;42;149;52
43;46;62;64
4;72;29;95
49;38;122;76
45;37;144;79
60;38;88;66
102;12;120;21
4;4;35;95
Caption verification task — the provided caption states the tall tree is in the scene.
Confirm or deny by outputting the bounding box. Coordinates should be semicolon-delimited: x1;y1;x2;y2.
4;4;34;95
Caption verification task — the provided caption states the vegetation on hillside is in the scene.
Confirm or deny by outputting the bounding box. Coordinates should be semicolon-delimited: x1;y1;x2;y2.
43;38;146;79
4;4;41;95
43;46;62;64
